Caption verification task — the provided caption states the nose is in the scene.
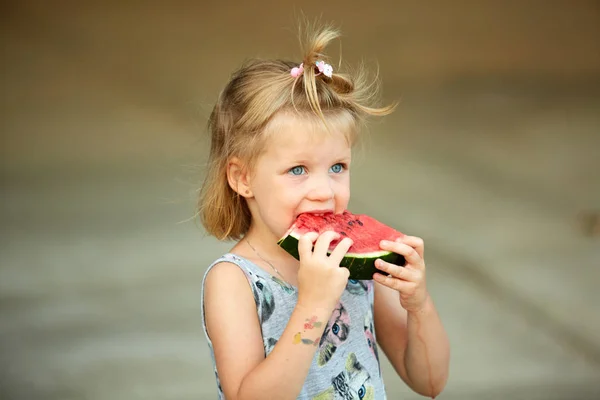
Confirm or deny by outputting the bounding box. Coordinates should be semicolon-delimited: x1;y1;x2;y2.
307;173;335;202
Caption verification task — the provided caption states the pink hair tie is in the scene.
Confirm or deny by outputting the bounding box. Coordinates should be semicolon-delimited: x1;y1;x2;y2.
315;60;333;78
290;60;333;78
290;63;304;78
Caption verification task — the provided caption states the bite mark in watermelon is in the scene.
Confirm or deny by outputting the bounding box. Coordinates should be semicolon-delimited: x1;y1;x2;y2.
277;211;406;280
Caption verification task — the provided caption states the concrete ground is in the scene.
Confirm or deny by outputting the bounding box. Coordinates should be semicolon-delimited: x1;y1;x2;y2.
1;2;600;399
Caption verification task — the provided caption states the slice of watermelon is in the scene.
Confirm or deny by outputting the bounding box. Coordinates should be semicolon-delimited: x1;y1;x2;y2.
277;211;406;280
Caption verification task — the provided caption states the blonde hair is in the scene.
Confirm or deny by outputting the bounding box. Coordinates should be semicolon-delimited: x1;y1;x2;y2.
198;24;396;241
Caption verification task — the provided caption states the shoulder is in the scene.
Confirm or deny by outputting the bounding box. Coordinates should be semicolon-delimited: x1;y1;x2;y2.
204;260;256;313
203;260;261;336
205;259;248;282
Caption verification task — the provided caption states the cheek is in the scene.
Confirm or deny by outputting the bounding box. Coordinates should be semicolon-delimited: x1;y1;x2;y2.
341;185;351;201
257;177;291;204
335;176;351;204
268;185;301;232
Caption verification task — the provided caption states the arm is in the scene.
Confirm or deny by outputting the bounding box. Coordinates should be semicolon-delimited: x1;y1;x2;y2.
404;294;449;395
374;282;450;398
204;262;333;400
373;236;450;398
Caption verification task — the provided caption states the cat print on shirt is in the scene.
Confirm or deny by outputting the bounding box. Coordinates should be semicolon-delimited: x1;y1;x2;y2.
243;268;275;324
264;337;278;356
363;312;380;373
346;279;368;295
318;303;351;366
271;275;295;295
312;353;375;400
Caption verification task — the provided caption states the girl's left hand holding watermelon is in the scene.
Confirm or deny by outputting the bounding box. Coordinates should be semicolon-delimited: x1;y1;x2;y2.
373;235;428;312
372;235;450;397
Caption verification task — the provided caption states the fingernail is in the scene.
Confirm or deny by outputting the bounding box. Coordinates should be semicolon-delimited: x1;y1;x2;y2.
380;240;389;246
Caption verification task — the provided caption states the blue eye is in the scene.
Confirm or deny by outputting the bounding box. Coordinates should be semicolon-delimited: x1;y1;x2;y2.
332;323;339;335
358;385;366;399
289;166;305;175
329;163;344;173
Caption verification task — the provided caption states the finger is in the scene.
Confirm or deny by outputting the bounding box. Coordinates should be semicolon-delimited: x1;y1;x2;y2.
373;273;415;292
399;236;424;259
337;265;350;280
375;259;421;282
381;240;423;269
375;259;423;283
329;237;354;264
313;231;340;256
298;232;319;258
375;258;404;278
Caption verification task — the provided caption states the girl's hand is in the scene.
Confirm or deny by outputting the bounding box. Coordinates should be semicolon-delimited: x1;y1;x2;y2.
373;236;428;313
296;231;353;312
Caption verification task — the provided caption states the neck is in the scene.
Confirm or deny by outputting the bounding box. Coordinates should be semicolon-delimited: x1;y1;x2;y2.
243;224;294;264
242;225;300;288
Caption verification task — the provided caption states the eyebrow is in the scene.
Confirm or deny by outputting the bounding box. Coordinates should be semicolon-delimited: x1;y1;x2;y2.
285;156;351;166
283;149;351;160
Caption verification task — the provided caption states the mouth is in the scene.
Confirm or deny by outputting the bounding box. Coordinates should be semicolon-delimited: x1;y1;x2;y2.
297;209;336;218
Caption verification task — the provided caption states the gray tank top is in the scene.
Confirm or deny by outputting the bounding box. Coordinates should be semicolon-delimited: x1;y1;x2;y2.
200;253;388;399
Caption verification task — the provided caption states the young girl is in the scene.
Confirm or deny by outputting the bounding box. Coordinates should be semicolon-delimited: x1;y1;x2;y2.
199;25;450;399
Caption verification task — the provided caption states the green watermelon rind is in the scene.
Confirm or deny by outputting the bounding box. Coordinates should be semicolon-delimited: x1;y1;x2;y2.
277;231;406;280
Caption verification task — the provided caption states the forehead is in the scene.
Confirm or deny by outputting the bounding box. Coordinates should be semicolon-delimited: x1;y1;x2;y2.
264;111;356;153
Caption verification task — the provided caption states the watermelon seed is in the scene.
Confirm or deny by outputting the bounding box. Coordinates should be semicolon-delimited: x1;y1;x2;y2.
356;219;363;226
340;231;347;236
348;221;354;226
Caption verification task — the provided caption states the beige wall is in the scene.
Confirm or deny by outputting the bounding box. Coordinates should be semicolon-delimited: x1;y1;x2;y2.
1;1;599;170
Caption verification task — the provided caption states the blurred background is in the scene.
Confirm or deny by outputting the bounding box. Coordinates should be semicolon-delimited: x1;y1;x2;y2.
1;1;599;399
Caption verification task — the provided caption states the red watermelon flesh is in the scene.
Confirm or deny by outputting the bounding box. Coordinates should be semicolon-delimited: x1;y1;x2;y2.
277;211;406;280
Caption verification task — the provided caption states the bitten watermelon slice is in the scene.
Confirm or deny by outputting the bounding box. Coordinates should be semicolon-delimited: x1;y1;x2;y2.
277;211;406;280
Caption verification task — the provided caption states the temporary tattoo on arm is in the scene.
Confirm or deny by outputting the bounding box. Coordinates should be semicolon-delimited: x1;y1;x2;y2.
293;316;323;346
303;315;323;330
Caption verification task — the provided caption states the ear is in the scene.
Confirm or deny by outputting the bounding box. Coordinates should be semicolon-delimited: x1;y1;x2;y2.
227;157;253;198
